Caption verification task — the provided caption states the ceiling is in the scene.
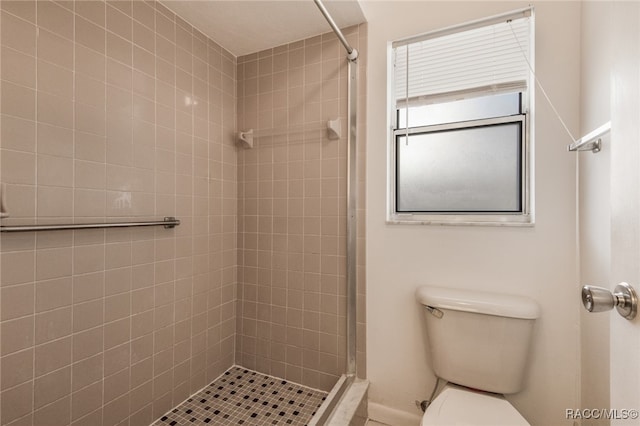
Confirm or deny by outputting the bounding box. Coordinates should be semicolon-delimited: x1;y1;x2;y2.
161;0;367;57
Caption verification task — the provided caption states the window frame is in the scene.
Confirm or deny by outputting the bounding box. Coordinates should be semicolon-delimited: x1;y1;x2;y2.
386;9;534;227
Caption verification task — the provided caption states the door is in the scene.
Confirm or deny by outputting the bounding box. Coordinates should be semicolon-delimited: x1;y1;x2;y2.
610;2;640;423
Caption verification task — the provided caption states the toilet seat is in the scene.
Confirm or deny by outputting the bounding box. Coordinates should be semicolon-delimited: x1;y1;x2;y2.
420;384;530;426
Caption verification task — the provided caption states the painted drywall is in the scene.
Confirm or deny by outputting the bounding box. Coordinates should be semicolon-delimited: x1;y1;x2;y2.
361;1;581;425
579;2;611;424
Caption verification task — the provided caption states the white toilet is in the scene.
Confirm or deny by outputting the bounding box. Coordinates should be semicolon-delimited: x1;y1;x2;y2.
415;286;540;425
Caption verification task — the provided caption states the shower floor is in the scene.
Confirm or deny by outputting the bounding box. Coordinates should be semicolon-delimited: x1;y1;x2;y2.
152;366;328;426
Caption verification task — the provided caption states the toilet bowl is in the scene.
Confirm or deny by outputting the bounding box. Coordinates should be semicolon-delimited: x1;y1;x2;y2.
420;384;529;426
415;286;540;426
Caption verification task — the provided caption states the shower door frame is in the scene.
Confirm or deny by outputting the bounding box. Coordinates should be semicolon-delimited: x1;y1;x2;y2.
345;57;358;377
312;0;360;380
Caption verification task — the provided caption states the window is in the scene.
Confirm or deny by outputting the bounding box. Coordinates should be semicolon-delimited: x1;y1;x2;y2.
389;8;534;225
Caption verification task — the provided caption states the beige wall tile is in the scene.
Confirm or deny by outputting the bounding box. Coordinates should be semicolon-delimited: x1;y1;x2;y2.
105;292;130;322
34;336;72;377
36;123;73;159
71;381;102;421
1;251;35;286
133;1;154;30
1;11;36;55
104;367;130;404
106;59;132;91
75;103;107;137
106;32;132;66
1;150;36;185
1;316;34;356
1;283;35;321
35;186;72;217
104;318;130;349
72;327;103;362
78;76;107;109
131;334;153;365
71;353;103;392
133;45;156;77
1;46;36;88
76;15;106;54
35;307;72;344
1;81;35;121
72;244;105;275
74;161;106;190
37;154;73;188
103;342;130;376
37;28;73;70
106;4;132;41
72;272;104;304
107;0;131;16
104;242;131;269
34;366;71;409
70;407;102;426
76;49;105;88
37;0;73;40
75;0;105;27
131;310;154;340
1;381;33;424
33;395;71;426
1;348;34;390
37;91;73;129
103;395;129;426
75;134;105;166
73;299;103;333
105;266;132;295
155;9;174;41
1;115;36;153
0;1;36;23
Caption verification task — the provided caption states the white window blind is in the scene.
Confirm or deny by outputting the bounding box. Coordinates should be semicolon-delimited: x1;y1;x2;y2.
394;13;531;106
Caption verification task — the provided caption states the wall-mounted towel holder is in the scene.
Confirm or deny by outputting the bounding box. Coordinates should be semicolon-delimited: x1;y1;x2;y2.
568;121;611;153
237;118;342;148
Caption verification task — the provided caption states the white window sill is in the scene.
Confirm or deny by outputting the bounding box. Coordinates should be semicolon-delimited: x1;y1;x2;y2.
386;213;535;227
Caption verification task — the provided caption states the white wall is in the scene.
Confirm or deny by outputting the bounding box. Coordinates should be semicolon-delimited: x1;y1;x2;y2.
579;2;611;423
361;2;581;425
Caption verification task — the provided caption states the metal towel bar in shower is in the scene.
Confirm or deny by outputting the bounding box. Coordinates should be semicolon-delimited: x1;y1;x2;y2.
0;217;180;232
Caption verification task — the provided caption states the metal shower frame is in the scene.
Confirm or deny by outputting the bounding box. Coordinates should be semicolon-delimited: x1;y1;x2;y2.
313;0;359;378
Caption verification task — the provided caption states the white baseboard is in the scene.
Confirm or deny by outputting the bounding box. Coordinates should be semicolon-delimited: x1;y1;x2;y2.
368;402;422;426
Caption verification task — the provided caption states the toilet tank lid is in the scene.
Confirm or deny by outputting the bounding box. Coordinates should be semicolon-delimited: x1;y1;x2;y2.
415;286;540;319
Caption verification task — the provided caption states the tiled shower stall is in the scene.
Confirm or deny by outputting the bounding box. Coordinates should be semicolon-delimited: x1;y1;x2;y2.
235;24;367;390
0;1;366;425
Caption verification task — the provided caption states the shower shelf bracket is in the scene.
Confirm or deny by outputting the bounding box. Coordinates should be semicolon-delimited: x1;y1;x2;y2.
0;183;9;219
237;129;254;148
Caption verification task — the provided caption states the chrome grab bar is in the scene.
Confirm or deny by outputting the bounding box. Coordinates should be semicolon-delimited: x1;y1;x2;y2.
0;217;180;233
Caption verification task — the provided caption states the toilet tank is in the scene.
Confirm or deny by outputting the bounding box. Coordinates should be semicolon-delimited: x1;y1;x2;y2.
415;286;540;394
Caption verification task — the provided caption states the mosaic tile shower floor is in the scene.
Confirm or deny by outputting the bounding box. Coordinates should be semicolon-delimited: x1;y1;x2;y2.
152;366;328;425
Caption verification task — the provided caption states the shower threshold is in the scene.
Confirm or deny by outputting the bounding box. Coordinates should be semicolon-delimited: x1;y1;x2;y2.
152;366;328;426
